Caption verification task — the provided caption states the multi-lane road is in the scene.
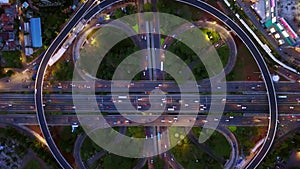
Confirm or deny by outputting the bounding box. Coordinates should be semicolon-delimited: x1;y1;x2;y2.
3;80;300;93
1;93;300;114
175;1;278;168
34;0;126;168
29;0;280;168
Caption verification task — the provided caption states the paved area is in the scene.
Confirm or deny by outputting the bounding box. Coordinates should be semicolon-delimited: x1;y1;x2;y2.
278;0;300;33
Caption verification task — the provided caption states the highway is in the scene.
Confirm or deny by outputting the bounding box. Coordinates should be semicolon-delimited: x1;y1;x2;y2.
32;0;279;168
173;0;278;168
2;93;300;113
34;0;127;168
3;80;300;93
0;113;296;127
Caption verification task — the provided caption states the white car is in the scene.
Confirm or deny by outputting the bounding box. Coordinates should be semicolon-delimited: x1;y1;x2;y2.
241;106;247;110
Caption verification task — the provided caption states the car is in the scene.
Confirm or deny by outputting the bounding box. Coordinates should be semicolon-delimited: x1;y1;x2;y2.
150;159;154;164
229;116;234;119
161;119;165;123
171;157;174;161
214;118;218;121
163;44;167;49
173;117;178;121
289;106;295;110
225;119;230;122
164;144;167;149
241;106;247;110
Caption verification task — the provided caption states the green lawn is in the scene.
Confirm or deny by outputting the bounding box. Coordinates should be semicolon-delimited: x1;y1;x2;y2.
226;43;260;81
217;45;230;67
126;126;145;138
170;137;223;169
2;51;22;68
201;28;221;44
260;131;300;168
51;60;74;81
81;136;103;161
23;159;42;169
157;0;206;21
206;131;231;159
192;127;231;159
233;127;263;156
132;24;139;33
102;154;139;169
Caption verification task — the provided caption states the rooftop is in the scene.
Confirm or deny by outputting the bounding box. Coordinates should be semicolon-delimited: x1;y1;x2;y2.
30;18;42;48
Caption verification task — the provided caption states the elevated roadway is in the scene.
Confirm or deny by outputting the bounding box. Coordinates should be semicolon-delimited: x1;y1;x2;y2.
174;0;278;168
33;0;278;168
34;0;126;168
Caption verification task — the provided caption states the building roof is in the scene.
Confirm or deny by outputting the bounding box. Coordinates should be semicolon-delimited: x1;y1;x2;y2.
0;32;9;41
30;18;42;47
0;0;9;4
3;24;13;31
22;2;29;8
1;13;9;22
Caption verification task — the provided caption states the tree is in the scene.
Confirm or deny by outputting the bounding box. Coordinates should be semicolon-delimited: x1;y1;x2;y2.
143;3;152;12
6;70;14;77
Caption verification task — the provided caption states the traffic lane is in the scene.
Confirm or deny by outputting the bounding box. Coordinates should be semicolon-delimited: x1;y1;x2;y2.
4;113;297;127
4;80;300;93
174;1;277;168
34;0;98;168
3;113;300;127
0;113;267;124
3;94;299;113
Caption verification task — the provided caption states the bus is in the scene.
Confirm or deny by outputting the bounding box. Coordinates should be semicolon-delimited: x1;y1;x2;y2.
157;132;161;140
278;95;287;99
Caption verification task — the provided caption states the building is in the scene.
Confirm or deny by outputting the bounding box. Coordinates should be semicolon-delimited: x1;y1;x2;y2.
251;0;300;46
30;18;42;48
0;0;9;5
